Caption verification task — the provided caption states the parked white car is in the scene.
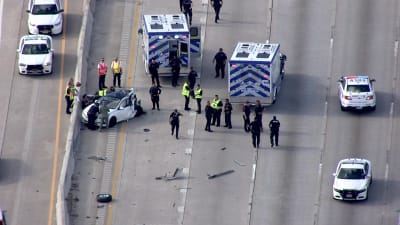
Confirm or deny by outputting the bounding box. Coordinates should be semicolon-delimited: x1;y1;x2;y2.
26;0;64;35
337;75;376;111
332;158;372;201
17;35;53;75
82;88;143;128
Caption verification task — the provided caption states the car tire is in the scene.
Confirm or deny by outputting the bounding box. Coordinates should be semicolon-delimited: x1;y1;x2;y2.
109;117;117;128
272;88;278;104
340;105;346;111
370;106;376;111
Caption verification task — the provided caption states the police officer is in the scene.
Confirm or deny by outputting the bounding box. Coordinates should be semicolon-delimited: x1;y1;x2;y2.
280;53;287;75
111;57;123;88
87;102;99;130
169;109;182;139
194;84;202;114
249;116;262;149
254;100;264;130
224;98;232;129
243;101;251;132
211;95;223;127
170;55;181;87
269;116;280;148
149;83;162;110
182;81;191;110
187;66;197;90
149;58;161;87
211;0;223;23
213;48;227;79
99;101;110;132
182;0;192;25
204;101;213;132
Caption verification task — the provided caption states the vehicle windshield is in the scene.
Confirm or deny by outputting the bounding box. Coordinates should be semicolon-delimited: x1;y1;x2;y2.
346;84;370;93
32;4;58;15
22;44;49;54
337;168;365;179
97;97;120;109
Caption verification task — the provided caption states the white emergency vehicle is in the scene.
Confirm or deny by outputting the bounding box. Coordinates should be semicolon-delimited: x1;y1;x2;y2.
26;0;64;35
141;14;190;74
17;35;54;75
229;42;284;104
337;75;376;111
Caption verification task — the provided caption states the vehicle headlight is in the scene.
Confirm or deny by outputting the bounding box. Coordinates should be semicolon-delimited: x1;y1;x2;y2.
19;63;27;66
44;61;52;66
29;21;36;26
333;188;342;193
359;188;367;193
55;20;62;26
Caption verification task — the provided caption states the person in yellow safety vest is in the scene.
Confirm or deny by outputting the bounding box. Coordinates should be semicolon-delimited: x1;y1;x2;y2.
211;94;223;127
111;57;122;88
99;88;108;97
194;84;202;114
182;81;191;110
65;78;75;114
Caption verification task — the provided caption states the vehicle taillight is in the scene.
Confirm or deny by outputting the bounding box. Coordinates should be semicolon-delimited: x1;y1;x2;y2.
344;96;352;100
367;95;374;100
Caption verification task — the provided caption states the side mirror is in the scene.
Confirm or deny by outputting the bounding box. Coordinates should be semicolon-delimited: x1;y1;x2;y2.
26;9;30;13
59;9;64;13
16;49;20;53
332;173;336;177
337;78;344;82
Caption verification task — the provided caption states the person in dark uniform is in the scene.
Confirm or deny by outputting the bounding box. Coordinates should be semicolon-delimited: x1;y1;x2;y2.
169;109;182;139
204;101;213;132
149;84;162;110
269;116;280;148
179;0;184;11
182;0;193;25
187;66;197;90
243;101;251;132
224;98;232;129
87;102;99;130
211;0;223;23
249;116;262;149
254;100;264;130
280;53;287;75
170;55;181;87
149;58;161;87
213;48;227;78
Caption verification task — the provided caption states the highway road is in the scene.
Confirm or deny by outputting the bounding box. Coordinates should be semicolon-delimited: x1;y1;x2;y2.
0;0;83;225
72;0;400;225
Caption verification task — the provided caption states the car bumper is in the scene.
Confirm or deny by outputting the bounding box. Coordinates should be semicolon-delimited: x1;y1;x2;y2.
341;100;376;110
28;24;63;35
333;189;367;200
19;65;52;75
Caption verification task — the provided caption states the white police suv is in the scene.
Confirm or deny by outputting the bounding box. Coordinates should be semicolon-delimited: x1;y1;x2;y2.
337;75;376;111
26;0;64;35
332;158;372;201
17;35;53;75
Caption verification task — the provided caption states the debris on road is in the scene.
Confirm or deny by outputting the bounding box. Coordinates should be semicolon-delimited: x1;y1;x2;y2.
233;160;246;166
155;168;184;181
88;156;106;161
207;169;235;179
220;147;226;151
96;194;112;203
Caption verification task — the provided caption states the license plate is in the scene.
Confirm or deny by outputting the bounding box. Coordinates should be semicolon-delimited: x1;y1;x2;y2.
356;106;362;109
42;29;50;34
346;193;353;198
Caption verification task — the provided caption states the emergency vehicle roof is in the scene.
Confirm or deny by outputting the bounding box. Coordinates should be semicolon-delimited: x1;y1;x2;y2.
143;14;189;35
22;35;51;44
344;75;370;85
230;42;280;64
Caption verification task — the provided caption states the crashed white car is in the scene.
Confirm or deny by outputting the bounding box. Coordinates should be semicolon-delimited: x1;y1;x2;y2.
332;158;372;201
26;0;64;35
82;88;143;128
17;35;53;75
337;75;376;111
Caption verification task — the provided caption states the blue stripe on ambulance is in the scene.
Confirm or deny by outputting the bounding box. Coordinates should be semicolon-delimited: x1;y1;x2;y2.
190;40;200;53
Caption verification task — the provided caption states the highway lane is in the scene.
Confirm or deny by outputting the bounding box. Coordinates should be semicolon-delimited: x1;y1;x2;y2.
0;0;82;224
71;0;400;225
318;1;400;225
250;0;333;224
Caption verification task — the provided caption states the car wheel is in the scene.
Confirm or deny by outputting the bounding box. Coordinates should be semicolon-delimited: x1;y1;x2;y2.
272;88;278;104
340;105;346;111
370;106;376;111
109;117;117;128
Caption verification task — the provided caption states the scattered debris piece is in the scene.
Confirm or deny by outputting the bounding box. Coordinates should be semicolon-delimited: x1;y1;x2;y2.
143;128;150;132
96;194;112;203
155;168;184;181
220;147;226;151
233;160;246;167
207;170;235;179
88;156;106;161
